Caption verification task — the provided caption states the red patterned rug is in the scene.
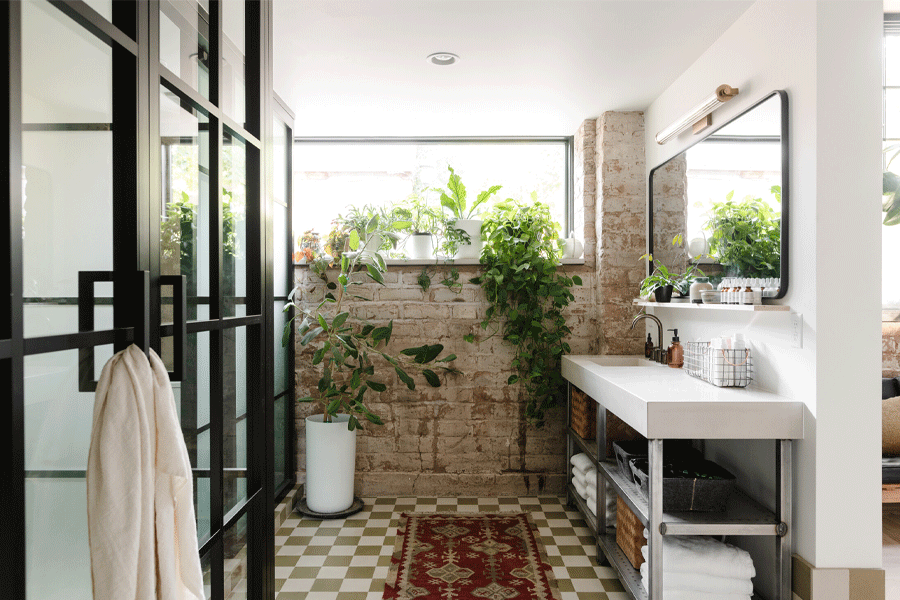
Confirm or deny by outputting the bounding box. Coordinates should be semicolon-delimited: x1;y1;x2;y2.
383;513;561;600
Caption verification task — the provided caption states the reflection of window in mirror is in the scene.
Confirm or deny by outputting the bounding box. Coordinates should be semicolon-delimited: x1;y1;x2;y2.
651;93;783;284
884;17;900;315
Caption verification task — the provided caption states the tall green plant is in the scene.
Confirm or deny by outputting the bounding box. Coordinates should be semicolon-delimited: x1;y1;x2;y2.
283;217;459;430
467;197;581;428
703;187;781;278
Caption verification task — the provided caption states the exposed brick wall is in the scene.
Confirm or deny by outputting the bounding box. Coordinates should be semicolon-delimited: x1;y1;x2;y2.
291;112;646;496
293;263;596;497
596;111;646;356
884;322;900;377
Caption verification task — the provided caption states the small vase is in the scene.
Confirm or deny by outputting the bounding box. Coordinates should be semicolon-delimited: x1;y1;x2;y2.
653;285;674;303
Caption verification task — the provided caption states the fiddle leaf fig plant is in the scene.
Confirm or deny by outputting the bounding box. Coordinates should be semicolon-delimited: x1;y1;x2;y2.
283;225;460;431
467;197;581;428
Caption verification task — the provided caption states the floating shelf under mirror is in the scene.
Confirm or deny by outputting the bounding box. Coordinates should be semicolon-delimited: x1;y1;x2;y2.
633;299;790;312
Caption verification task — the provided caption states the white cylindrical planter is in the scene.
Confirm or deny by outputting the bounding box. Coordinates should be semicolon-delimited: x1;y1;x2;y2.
305;414;356;513
406;233;434;259
453;219;482;259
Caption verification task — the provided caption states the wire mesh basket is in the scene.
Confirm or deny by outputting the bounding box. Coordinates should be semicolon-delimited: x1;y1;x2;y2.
684;341;753;388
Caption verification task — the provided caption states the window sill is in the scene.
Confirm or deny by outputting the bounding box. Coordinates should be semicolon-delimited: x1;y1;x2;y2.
293;258;586;267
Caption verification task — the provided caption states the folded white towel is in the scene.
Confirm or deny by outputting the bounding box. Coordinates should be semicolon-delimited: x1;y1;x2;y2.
573;468;588;487
640;563;753;595
573;476;588;500
585;468;597;487
639;536;755;580
570;453;593;474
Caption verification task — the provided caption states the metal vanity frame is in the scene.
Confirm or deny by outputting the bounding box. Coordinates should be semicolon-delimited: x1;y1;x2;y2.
565;382;793;600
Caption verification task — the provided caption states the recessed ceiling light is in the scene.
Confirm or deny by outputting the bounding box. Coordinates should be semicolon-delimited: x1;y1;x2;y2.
427;52;459;66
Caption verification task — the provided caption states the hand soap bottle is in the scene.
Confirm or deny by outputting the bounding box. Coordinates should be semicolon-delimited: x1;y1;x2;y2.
667;329;684;368
645;333;653;358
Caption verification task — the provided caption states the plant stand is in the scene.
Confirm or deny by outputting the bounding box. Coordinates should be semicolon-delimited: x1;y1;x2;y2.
294;494;364;519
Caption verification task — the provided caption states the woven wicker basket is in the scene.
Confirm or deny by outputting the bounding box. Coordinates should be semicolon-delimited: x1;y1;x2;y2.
615;495;645;569
571;386;597;439
571;387;643;456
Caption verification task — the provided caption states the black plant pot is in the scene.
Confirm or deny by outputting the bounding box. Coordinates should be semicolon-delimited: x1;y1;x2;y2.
653;285;674;303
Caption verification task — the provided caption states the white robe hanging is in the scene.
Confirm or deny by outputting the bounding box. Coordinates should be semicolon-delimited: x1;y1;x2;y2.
87;344;205;600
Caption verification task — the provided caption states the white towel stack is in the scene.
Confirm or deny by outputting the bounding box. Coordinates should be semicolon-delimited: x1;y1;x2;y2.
638;532;755;600
569;453;616;525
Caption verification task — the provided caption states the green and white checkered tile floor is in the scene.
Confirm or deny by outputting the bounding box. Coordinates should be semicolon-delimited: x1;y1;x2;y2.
274;495;628;600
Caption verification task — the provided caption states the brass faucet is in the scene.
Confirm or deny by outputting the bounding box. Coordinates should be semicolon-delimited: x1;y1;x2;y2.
631;312;667;364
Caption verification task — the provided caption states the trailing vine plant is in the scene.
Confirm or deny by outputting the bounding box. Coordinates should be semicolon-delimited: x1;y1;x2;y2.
466;197;582;428
283;216;460;430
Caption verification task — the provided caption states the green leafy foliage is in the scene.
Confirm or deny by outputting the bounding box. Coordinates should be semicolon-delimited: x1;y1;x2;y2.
468;197;580;428
639;239;704;297
884;144;900;226
434;166;502;220
703;187;781;278
283;220;461;429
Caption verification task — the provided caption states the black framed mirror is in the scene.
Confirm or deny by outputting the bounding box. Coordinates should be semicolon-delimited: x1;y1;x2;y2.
649;90;789;299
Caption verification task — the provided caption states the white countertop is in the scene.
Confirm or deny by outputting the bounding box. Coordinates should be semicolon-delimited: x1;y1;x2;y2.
561;355;804;440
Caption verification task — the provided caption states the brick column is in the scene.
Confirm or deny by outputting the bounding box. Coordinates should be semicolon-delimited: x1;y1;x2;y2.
596;111;646;356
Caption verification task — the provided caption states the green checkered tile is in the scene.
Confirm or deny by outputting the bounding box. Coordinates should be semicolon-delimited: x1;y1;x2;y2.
275;495;625;600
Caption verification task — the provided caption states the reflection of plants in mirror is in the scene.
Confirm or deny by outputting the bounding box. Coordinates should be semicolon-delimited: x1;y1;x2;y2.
703;187;780;277
468;199;581;428
639;251;704;297
161;187;242;272
282;221;459;429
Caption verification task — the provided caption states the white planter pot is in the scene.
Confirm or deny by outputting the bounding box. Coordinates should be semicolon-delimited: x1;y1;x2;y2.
453;219;482;259
406;233;434;259
305;414;356;513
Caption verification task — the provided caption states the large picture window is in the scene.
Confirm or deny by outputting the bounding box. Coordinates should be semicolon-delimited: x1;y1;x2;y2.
292;139;571;261
885;16;900;311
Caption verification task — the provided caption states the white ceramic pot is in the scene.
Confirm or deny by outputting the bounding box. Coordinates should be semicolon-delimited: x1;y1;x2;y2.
452;219;482;259
562;231;584;259
406;233;434;260
305;414;356;513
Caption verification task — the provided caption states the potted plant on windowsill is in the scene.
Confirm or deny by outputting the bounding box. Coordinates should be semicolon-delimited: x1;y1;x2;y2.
434;166;501;260
283;220;459;514
393;195;440;260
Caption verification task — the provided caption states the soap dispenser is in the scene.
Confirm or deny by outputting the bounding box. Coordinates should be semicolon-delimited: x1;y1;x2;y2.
645;333;654;358
667;329;684;368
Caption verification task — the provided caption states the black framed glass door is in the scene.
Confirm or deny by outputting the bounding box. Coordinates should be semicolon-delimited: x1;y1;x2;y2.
4;2;276;598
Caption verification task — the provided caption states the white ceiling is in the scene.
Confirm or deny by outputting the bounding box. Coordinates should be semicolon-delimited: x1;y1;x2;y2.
273;1;753;137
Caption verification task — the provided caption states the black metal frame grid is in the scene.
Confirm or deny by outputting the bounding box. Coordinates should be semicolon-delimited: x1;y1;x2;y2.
647;90;791;300
293;136;575;236
4;2;276;599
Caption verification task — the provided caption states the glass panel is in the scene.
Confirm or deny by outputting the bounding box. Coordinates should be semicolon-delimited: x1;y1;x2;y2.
201;548;213;600
274;202;289;298
83;0;113;21
223;130;247;317
22;1;113;338
274;395;288;491
888;35;900;86
224;326;247;515
888;88;900;139
273;116;288;206
160;86;210;327
174;330;212;541
274;300;291;396
222;1;246;125
292;142;567;255
159;0;210;99
223;513;248;600
24;345;113;600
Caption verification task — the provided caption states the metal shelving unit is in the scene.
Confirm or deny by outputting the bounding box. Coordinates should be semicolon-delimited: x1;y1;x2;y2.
565;383;792;600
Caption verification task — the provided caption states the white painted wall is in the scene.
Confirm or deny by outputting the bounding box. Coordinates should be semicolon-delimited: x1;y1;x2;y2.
643;1;882;595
